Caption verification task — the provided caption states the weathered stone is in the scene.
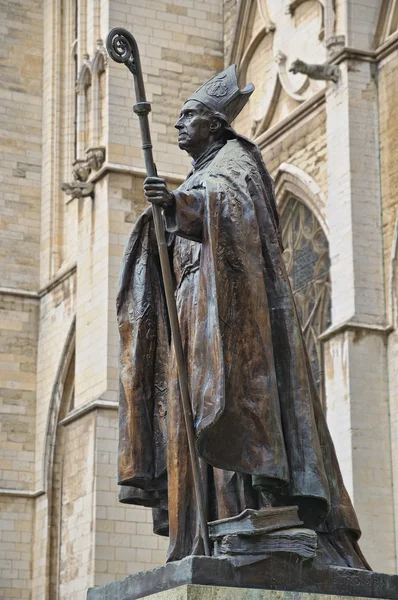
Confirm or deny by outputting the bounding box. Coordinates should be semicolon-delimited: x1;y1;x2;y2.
87;556;398;600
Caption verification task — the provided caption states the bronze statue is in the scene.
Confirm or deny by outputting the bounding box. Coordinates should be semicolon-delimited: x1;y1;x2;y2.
113;45;369;569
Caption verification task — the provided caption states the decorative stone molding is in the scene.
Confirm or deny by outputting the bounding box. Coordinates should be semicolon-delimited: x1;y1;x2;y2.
286;0;329;15
92;39;108;72
326;35;345;59
289;58;339;83
0;488;44;498
286;0;334;40
275;51;310;101
256;89;326;150
76;54;92;93
374;0;398;48
275;161;328;235
229;0;328;139
319;319;393;342
58;398;118;427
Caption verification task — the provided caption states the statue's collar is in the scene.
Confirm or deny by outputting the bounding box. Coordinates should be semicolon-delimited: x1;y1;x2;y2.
191;140;226;172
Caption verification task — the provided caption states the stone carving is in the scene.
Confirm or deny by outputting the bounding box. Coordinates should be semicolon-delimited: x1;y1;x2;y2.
229;0;330;140
86;146;106;171
60;179;94;200
61;148;105;201
113;46;370;571
72;160;91;182
326;34;346;59
92;39;108;72
275;50;310;101
289;58;340;83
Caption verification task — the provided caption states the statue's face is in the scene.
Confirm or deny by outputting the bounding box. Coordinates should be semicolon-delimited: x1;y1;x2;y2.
174;100;213;156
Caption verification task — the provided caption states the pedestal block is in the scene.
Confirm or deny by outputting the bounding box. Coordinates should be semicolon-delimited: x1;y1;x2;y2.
87;556;398;600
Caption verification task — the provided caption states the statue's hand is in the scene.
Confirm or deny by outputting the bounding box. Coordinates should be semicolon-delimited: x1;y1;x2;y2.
143;177;174;209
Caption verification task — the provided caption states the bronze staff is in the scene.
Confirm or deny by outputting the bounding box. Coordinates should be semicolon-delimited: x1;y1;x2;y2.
106;27;211;557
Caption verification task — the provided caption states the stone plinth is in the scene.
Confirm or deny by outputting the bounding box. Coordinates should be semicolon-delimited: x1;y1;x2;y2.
87;587;398;600
87;556;398;600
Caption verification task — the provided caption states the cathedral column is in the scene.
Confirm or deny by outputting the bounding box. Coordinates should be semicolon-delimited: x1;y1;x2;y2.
322;0;395;573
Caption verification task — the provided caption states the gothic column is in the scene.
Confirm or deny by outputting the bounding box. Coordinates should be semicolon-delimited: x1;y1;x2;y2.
322;0;395;573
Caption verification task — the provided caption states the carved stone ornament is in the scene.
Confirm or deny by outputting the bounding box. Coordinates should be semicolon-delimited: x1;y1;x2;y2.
289;58;339;83
92;39;108;72
60;179;94;200
61;147;105;201
325;34;346;59
72;159;91;182
229;0;332;139
86;146;106;171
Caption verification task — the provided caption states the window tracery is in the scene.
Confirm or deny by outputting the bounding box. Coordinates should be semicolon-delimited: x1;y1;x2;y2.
280;196;331;403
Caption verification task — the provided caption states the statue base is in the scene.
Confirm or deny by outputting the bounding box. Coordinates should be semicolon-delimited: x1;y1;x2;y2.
87;555;398;600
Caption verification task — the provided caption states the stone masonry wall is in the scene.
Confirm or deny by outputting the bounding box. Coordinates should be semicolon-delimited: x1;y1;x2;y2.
0;292;39;599
379;49;398;299
378;47;398;572
0;496;34;599
107;0;224;177
0;0;42;291
0;0;43;595
263;105;328;214
0;295;39;494
94;410;167;587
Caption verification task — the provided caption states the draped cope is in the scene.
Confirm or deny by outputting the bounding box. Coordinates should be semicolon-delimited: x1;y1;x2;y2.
117;138;366;565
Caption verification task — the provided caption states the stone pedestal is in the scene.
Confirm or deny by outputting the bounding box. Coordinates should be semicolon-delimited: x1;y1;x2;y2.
88;586;398;600
87;556;398;600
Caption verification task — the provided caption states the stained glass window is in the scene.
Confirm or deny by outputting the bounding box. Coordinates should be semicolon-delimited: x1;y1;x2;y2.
280;197;331;404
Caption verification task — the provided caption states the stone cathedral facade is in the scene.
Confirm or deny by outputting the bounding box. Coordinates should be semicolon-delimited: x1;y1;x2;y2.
1;0;398;598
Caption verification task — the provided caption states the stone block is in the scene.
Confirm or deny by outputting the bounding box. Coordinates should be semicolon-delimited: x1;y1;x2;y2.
87;556;398;600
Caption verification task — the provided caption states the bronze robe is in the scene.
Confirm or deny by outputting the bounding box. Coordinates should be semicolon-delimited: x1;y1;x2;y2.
117;138;368;566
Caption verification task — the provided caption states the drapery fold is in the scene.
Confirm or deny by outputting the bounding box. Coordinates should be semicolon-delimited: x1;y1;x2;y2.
117;139;361;545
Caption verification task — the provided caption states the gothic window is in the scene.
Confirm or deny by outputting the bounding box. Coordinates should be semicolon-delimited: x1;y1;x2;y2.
384;0;398;38
280;196;331;403
376;0;398;44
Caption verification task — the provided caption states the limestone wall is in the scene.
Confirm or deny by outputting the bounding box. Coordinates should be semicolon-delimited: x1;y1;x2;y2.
0;0;43;597
379;46;398;573
107;0;224;176
0;0;42;291
379;49;398;303
2;1;398;597
94;410;168;586
0;496;34;599
29;0;225;595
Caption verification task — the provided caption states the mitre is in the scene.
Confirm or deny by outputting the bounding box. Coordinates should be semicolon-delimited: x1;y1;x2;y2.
185;64;254;124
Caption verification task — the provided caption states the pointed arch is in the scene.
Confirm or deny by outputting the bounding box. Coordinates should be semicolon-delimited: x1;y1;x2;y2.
42;316;76;492
229;1;279;138
275;164;330;405
388;213;398;327
91;40;107;73
76;60;92;89
374;0;398;47
228;0;275;67
91;41;107;147
76;60;92;156
41;317;76;599
275;162;328;236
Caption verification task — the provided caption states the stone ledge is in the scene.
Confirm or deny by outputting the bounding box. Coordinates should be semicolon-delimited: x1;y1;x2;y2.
87;556;398;600
114;586;395;600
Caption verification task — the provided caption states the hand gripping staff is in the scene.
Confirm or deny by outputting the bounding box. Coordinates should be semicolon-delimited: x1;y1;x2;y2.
106;28;211;557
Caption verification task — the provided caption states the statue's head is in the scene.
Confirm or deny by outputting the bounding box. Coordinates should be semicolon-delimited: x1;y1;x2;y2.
175;65;254;159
